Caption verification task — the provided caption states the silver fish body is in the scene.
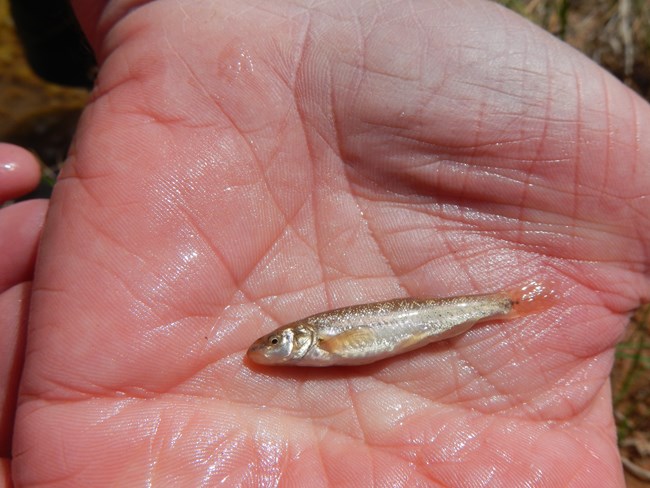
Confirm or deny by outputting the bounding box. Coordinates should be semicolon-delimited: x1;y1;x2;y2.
246;283;552;367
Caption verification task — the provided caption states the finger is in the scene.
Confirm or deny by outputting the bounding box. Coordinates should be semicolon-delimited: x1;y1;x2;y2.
0;200;48;293
0;458;11;488
0;283;29;458
0;144;41;203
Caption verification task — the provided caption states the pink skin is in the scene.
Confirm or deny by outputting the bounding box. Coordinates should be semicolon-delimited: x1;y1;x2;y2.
0;144;46;486
8;1;650;485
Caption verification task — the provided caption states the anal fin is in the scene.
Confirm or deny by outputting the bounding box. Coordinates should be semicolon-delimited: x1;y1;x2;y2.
396;331;432;352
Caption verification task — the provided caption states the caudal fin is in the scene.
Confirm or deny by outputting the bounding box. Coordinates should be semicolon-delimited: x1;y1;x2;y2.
507;280;559;317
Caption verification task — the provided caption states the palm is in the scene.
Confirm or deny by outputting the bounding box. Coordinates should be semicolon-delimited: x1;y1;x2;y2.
13;1;649;485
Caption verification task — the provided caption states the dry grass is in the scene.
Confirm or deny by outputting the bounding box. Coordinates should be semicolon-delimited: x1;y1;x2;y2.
0;2;87;135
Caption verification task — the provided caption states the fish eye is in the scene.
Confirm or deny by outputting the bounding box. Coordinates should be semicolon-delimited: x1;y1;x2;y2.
270;336;279;345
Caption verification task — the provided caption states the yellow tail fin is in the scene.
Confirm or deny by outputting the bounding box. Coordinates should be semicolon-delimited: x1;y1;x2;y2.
508;280;559;317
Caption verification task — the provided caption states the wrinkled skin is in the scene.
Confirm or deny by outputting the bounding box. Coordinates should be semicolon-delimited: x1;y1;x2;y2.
7;0;650;486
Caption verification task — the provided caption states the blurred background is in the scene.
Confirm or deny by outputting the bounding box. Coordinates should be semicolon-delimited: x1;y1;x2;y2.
0;0;648;485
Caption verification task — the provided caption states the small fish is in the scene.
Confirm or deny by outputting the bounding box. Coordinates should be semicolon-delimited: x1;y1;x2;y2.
246;282;556;367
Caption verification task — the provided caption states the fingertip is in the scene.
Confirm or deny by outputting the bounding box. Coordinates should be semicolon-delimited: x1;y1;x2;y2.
0;144;42;203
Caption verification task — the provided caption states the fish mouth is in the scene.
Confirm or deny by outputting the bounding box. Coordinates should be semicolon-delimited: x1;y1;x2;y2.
246;341;270;364
248;342;302;366
246;339;288;365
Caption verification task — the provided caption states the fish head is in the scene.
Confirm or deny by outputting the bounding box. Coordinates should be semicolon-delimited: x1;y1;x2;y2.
247;322;314;365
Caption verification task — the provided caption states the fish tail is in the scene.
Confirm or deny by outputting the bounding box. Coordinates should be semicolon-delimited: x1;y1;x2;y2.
507;280;559;317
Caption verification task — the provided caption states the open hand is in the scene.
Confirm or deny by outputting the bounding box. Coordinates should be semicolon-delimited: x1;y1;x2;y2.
12;1;650;485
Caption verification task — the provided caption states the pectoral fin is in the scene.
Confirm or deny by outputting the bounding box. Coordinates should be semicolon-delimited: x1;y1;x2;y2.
319;328;376;357
398;321;477;352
